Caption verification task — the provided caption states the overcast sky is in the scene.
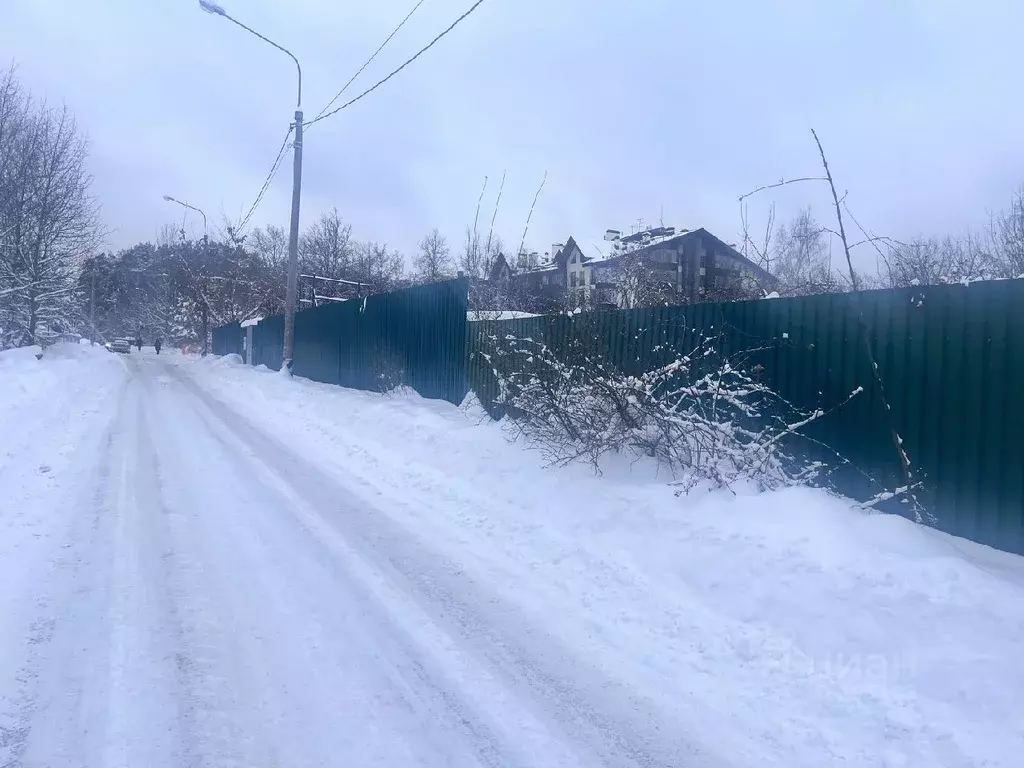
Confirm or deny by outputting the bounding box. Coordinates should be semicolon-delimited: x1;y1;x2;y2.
4;0;1023;272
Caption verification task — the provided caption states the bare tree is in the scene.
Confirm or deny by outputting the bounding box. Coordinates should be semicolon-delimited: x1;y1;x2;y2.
299;207;353;290
769;208;843;295
155;223;185;248
882;233;994;288
615;252;676;309
989;186;1024;278
0;66;102;348
351;240;404;294
460;226;506;279
733;130;925;519
739;200;778;277
249;224;289;272
483;233;504;279
740;202;849;297
414;228;452;283
459;225;483;278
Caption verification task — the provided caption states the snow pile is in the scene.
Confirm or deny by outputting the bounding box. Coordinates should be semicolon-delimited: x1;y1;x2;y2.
177;357;1024;767
0;344;42;367
211;352;244;368
0;341;128;746
0;343;120;421
39;341;109;361
0;342;126;456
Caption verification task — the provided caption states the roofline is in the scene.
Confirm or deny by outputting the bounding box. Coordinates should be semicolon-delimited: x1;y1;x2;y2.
692;228;773;280
588;227;772;280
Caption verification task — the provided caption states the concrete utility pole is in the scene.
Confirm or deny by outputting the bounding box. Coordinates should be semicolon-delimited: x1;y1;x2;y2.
199;0;303;372
284;109;302;370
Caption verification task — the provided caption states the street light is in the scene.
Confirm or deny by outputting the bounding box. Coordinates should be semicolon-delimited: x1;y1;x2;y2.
162;194;208;241
199;0;303;373
162;194;211;355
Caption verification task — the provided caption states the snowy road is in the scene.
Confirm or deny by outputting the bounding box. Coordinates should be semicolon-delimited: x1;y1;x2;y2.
4;346;1024;768
0;352;711;768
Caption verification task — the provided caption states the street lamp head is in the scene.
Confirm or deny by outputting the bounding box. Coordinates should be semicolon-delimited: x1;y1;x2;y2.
198;0;227;16
161;195;174;202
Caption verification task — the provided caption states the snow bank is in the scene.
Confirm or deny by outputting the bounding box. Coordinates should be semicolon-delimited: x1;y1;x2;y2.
39;341;111;361
211;352;244;368
0;340;128;734
0;343;121;421
180;358;1024;767
0;344;42;367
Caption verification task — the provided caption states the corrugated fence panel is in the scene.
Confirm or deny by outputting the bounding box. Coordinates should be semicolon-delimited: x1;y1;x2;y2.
236;277;468;404
462;280;1024;554
293;278;469;403
216;279;1024;553
252;314;284;372
211;322;242;357
989;282;1024;553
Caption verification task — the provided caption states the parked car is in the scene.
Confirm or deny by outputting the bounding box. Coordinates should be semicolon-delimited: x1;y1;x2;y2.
109;338;132;354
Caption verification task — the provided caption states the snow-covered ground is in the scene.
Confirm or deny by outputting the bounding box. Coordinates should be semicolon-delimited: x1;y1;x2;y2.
1;346;1023;767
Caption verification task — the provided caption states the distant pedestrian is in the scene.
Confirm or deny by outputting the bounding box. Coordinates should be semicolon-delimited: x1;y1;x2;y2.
135;335;142;351
154;337;162;355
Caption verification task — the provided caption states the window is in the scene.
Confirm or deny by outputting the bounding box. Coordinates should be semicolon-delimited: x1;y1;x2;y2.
570;272;577;288
699;252;707;267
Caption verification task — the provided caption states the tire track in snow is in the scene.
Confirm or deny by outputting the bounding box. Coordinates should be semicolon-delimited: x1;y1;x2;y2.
165;360;718;768
11;373;185;768
144;358;539;767
133;360;275;768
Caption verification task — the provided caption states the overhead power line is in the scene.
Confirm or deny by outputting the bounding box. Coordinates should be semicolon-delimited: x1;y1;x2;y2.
307;0;489;128
313;0;429;123
236;125;295;235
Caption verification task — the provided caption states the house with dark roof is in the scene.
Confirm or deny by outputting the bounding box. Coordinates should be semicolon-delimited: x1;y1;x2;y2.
488;245;570;312
482;226;772;312
580;227;774;307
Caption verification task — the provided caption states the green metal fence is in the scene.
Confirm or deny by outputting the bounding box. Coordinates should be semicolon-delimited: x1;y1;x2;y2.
251;314;284;372
214;278;1024;553
211;322;242;357
248;277;469;404
468;281;1024;554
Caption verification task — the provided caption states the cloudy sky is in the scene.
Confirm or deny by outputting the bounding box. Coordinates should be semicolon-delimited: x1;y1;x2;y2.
3;0;1023;272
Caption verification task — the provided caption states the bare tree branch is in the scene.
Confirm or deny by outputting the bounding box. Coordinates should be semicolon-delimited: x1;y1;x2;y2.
810;127;924;520
737;176;828;203
518;170;547;258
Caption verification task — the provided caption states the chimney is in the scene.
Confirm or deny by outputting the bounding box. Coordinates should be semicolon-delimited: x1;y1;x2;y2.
551;243;564;261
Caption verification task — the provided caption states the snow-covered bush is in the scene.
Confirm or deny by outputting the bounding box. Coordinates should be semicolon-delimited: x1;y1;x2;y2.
369;346;408;395
479;329;857;492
